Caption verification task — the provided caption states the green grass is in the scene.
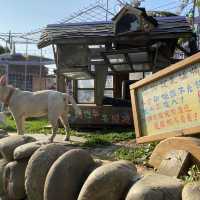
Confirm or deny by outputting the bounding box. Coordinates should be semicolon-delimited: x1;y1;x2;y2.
114;142;158;165
0;115;49;134
181;165;200;183
80;131;135;147
0;116;135;145
82;137;112;147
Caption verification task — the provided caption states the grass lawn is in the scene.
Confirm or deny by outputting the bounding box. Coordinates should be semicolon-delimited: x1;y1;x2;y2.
0;115;135;143
114;143;158;165
82;131;134;147
0;115;49;134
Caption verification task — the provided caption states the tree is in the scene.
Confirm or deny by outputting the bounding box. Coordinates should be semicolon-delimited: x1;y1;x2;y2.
0;45;10;55
178;0;200;15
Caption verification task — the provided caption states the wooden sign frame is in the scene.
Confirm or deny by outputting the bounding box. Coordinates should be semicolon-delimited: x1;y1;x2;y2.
130;52;200;144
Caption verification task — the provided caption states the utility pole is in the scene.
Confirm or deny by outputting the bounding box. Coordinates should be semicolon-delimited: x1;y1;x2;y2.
192;0;197;29
39;49;43;90
24;39;28;90
106;0;109;21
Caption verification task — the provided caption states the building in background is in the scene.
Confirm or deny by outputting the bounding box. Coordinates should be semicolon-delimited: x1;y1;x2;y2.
0;52;54;91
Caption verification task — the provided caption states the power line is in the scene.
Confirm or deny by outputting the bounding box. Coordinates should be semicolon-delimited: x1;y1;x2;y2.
161;2;193;12
151;0;180;10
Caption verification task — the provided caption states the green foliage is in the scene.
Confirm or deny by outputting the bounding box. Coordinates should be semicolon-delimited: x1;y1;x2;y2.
114;142;158;165
0;115;49;134
25;118;49;133
0;115;16;132
81;131;134;147
182;165;200;183
86;131;134;142
0;116;135;143
196;0;200;8
82;137;111;147
0;45;10;54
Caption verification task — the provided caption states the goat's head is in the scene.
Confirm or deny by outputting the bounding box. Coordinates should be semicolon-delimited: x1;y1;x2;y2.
0;75;9;102
0;75;7;87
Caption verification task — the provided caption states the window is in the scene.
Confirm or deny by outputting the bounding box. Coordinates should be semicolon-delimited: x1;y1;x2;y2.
9;73;33;91
77;79;94;104
104;75;114;98
78;90;94;103
78;80;94;88
116;14;140;34
77;76;114;103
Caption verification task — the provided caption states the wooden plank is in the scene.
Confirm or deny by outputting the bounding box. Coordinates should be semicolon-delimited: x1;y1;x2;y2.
129;52;200;144
157;150;190;178
136;125;200;144
149;137;200;169
130;89;141;138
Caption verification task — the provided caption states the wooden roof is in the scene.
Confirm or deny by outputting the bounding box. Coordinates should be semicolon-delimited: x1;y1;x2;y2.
38;15;192;48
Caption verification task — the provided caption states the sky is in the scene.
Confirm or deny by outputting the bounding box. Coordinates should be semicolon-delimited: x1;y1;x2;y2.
0;0;184;34
0;0;93;33
0;0;191;65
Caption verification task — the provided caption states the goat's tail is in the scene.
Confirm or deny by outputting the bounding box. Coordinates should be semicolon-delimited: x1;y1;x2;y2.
66;94;82;116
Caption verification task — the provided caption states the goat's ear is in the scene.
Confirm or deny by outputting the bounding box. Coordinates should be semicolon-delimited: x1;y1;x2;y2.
0;75;7;86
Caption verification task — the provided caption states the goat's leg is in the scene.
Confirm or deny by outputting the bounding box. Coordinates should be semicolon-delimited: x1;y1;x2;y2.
14;116;25;135
60;114;71;141
48;119;58;143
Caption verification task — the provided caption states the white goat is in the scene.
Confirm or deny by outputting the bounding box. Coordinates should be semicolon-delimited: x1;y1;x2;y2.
0;75;81;142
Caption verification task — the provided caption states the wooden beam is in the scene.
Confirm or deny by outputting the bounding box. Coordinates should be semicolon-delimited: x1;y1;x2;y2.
125;53;134;71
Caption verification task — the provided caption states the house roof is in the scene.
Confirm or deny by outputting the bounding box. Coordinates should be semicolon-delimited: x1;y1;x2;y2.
38;15;192;48
112;6;158;26
152;16;191;34
0;53;54;66
38;21;114;48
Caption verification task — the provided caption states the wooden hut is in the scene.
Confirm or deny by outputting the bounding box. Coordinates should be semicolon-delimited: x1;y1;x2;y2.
38;5;194;127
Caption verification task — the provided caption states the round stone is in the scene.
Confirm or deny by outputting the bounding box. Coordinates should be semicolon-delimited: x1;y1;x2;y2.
0;136;36;161
4;160;28;200
14;141;47;160
44;149;95;200
0;159;9;196
125;174;183;200
182;181;200;200
0;129;8;139
25;143;71;200
78;160;138;200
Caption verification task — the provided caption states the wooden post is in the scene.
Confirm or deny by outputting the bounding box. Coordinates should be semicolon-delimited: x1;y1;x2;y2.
56;72;65;92
95;64;108;106
52;44;65;92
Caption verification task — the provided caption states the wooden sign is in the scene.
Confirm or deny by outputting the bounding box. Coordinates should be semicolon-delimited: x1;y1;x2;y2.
130;52;200;143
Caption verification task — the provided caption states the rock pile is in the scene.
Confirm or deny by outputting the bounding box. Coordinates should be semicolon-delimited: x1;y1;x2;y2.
0;133;198;200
